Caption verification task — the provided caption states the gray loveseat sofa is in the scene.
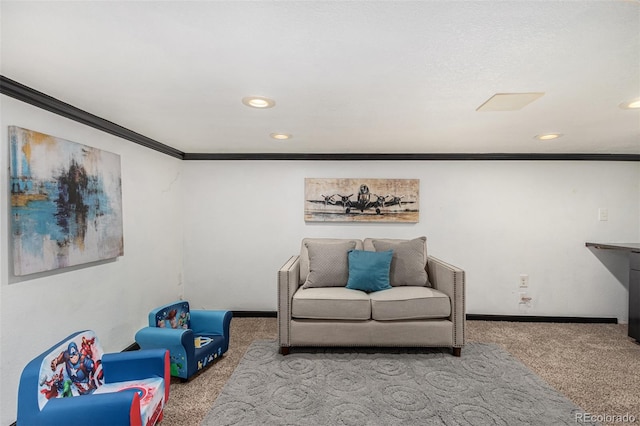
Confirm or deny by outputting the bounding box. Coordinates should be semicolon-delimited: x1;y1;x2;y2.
278;237;466;356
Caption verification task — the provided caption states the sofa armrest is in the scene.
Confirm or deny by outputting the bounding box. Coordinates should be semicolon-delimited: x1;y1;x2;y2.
190;310;232;353
427;255;466;347
135;326;195;360
278;255;301;348
190;310;232;337
103;348;169;382
102;349;170;402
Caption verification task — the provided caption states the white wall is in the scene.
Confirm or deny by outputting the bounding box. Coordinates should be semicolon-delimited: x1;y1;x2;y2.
2;95;638;425
0;96;184;425
182;160;640;320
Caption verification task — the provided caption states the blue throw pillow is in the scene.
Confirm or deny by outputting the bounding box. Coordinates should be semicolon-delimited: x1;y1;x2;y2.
346;249;393;292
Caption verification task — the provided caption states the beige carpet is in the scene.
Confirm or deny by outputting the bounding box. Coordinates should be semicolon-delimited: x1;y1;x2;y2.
162;318;640;426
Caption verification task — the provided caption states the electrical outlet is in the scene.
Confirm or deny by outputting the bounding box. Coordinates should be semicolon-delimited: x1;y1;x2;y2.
519;274;529;288
519;292;532;306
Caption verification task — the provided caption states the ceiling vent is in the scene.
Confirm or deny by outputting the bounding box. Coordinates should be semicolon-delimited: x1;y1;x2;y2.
476;93;545;111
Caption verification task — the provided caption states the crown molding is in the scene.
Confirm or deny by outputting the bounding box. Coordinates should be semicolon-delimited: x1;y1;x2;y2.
2;76;639;162
0;75;185;159
183;152;640;161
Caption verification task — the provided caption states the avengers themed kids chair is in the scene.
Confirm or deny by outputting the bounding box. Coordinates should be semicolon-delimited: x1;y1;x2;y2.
18;330;170;426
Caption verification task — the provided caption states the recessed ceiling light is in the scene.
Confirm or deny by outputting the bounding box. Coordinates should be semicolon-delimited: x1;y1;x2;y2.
619;98;640;109
270;133;292;140
535;133;562;141
242;96;275;109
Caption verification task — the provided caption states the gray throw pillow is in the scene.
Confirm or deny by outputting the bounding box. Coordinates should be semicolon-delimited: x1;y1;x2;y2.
303;240;357;288
371;237;429;286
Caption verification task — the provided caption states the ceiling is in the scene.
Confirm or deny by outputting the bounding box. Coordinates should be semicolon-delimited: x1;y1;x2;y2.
1;1;639;155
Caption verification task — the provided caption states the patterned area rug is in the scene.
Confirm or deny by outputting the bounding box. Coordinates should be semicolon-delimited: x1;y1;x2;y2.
201;340;596;426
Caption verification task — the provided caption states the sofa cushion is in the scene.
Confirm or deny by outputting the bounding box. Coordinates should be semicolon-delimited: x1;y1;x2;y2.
93;378;165;426
301;239;359;288
292;287;371;320
346;249;393;293
369;286;450;320
365;237;429;287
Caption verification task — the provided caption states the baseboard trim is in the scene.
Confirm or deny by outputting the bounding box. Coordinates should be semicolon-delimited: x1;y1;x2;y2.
230;312;617;323
232;310;278;318
466;314;618;323
122;342;141;351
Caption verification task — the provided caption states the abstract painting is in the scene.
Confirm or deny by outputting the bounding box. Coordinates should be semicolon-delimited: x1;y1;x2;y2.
305;178;419;222
9;126;124;276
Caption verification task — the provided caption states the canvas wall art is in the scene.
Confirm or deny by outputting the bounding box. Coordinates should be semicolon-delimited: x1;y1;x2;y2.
9;126;124;276
305;178;419;223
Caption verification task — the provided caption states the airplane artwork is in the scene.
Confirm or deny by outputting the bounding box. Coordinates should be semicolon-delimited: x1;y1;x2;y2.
308;184;414;215
304;178;419;223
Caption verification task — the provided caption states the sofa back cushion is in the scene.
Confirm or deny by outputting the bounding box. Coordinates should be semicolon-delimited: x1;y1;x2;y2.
38;330;104;409
364;237;429;286
153;301;191;330
299;238;363;285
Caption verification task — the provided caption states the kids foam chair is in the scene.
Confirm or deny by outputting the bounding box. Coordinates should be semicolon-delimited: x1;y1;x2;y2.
17;330;170;426
135;300;232;380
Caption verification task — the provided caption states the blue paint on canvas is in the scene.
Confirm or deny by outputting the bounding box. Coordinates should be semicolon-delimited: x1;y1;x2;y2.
9;126;124;276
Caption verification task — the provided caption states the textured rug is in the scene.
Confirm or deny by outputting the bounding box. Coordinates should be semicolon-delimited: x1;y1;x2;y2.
201;340;597;426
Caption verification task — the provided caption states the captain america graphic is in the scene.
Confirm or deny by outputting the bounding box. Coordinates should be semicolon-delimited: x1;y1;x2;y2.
50;341;97;395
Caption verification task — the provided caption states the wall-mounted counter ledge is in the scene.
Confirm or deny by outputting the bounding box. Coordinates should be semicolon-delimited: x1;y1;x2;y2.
585;242;640;253
586;241;640;342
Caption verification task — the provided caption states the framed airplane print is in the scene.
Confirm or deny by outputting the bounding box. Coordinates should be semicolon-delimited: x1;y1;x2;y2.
304;178;419;223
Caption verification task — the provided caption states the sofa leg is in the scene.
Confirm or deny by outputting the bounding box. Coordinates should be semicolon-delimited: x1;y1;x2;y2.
452;347;461;357
280;347;290;356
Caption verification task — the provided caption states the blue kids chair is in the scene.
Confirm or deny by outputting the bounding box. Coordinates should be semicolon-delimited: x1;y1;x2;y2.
18;330;170;426
135;300;232;380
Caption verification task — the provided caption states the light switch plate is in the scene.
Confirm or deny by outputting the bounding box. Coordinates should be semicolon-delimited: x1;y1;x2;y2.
598;208;608;221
